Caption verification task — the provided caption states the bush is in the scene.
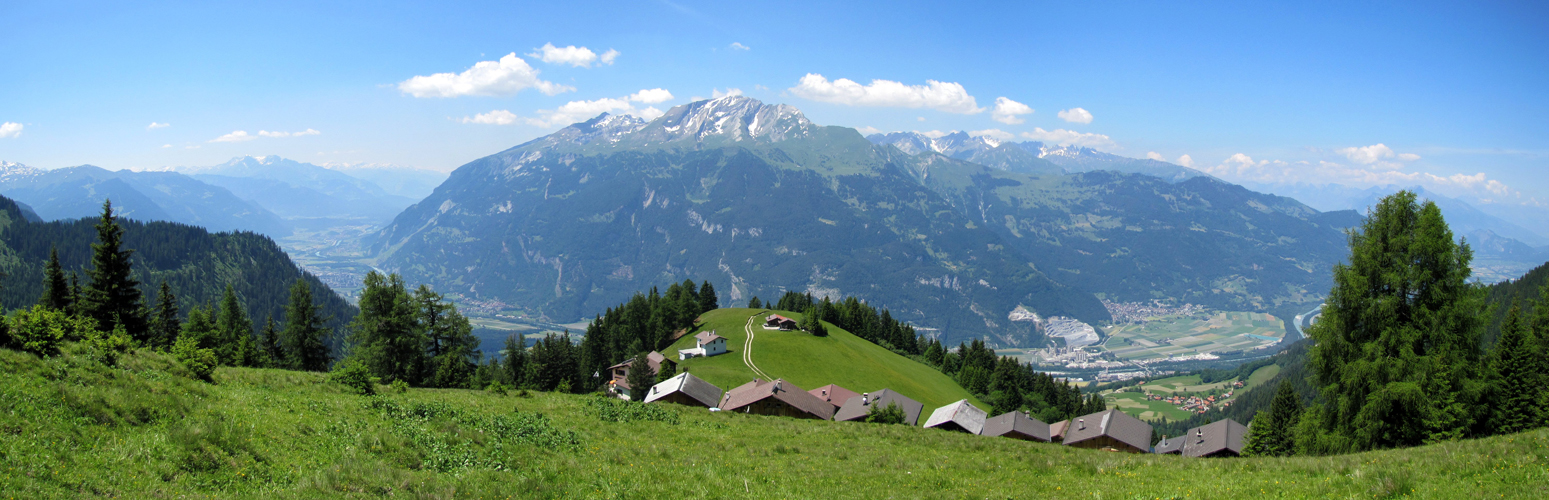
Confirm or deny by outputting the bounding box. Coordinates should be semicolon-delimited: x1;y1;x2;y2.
391;379;409;394
584;394;679;424
85;322;134;367
7;305;98;357
486;380;508;395
172;335;218;381
330;359;376;395
865;401;907;425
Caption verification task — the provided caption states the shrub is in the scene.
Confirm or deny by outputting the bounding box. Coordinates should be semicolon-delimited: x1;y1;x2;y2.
172;335;218;381
7;305;98;357
486;380;508;395
85;322;134;367
865;401;907;425
391;379;410;394
584;394;679;424
330;359;376;395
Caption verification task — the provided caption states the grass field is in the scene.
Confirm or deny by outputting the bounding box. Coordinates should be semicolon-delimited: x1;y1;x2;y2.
1104;365;1283;422
1102;311;1285;360
663;308;981;410
3;345;1547;499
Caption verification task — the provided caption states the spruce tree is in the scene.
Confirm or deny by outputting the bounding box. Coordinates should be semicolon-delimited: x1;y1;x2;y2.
503;335;530;388
1307;191;1486;451
698;280;717;312
215;284;251;366
257;315;282;368
625;352;657;401
282;278;332;371
748;296;761;309
38;247;71;311
148;281;180;350
180;305;218;350
68;274;82;316
81;200;148;340
1245;381;1303;456
1491;303;1541;433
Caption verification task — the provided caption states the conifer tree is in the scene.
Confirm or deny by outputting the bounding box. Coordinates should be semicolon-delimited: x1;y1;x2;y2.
68;274;83;316
256;315;282;368
698;280;717;312
38;247;71;311
347;272;423;384
282;278;332;371
503;335;530;388
215;284;251;366
180;305;218;350
1491;303;1542;433
148;281;180;350
1244;381;1303;456
625;352;657;401
747;296;761;309
81;200;148;340
416;284;479;388
1307;191;1486;451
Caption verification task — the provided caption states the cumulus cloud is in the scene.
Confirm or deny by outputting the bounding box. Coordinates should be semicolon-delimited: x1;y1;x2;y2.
789;73;984;114
1057;107;1094;124
0;122;21;138
527;43;619;67
1146;152;1164;161
970;128;1015;141
991;97;1034;125
461;110;519;125
1334;143;1422;170
711;88;742;98
1020;127;1114;149
628;88;674;104
1177;154;1195;167
209;129;319;142
147;122;170;130
525;97;668;127
730;42;750;51
258;129;320;138
1203;152;1512;198
398;53;574;98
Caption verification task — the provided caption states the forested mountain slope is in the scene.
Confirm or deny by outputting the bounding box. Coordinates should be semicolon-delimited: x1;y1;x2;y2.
0;194;354;333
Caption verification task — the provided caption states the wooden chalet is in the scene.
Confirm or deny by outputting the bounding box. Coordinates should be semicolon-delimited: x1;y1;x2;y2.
1152;435;1184;455
982;411;1051;442
1049;420;1069;443
718;379;835;420
764;314;797;330
833;389;925;425
644;372;724;408
922;399;988;434
808;384;860;413
606;351;668;398
1180;418;1247;458
1062;409;1153;454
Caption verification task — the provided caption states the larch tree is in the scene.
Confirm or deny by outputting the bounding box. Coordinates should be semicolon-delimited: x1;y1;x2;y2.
347;272;425;384
1306;190;1487;453
81;200;148;340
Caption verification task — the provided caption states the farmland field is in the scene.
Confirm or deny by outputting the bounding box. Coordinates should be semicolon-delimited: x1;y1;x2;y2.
1104;365;1282;422
1100;311;1285;360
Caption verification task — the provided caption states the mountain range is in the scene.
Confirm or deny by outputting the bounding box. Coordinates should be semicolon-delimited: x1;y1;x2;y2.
368;96;1359;346
173;156;421;229
0;161;291;236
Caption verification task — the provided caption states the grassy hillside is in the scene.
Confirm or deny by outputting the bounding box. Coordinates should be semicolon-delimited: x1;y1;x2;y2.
3;345;1547;498
663;308;981;410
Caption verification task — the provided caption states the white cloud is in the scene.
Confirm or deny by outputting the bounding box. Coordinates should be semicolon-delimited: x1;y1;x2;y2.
1020;127;1114;149
147;122;170;130
711;88;742;98
1146;152;1164;161
526;97;665;127
161;144;173;148
730;42;750;51
628;88;674;104
918;130;949;139
0;122;21;138
991;97;1034;124
1057;107;1094;124
258;129;320;138
1177;154;1195;167
527;43;618;68
461;109;519;125
209;129;319;142
970;128;1015;141
855;126;883;136
917;117;926;122
1334;143;1422;170
1203;152;1513;198
210;131;255;142
788;73;984;114
1398;153;1421;161
398;53;574;98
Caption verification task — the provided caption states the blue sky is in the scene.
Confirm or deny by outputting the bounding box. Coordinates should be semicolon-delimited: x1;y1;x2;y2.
2;1;1546;208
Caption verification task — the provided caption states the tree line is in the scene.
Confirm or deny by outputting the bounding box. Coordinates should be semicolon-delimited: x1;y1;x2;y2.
1239;191;1549;456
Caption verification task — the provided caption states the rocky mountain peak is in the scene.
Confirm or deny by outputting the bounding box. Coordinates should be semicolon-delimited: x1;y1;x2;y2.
632;95;813;145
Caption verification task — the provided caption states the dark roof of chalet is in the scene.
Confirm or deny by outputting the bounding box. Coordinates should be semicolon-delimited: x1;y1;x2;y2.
808;384;860;409
922;399;988;434
1152;435;1184;454
1062;409;1153;452
694;331;725;344
833;389;925;425
982;411;1051;441
717;379;835;420
1050;420;1069;440
644;372;723;407
765;314;796;323
1180;418;1247;458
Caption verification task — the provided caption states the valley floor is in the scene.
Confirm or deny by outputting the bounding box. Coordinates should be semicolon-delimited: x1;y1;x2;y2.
2;347;1546;499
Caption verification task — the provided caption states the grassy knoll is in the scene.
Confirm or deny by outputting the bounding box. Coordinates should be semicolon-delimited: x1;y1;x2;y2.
1105;392;1194;421
664;308;981;410
4;345;1548;499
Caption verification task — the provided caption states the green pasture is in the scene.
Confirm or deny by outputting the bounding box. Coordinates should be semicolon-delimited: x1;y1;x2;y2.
3;345;1547;498
662;308;981;410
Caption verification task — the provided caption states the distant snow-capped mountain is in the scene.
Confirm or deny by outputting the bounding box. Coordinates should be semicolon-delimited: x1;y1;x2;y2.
866;131;1207;182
